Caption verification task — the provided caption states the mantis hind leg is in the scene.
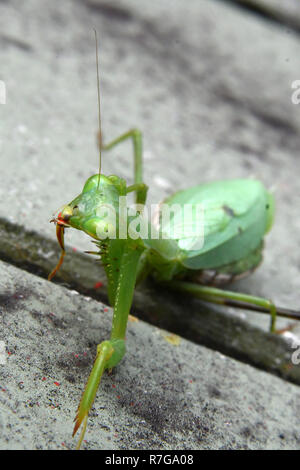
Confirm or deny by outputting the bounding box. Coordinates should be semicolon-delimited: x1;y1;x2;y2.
165;280;278;332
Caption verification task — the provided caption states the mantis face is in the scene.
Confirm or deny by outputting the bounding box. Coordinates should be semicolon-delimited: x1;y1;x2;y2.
49;174;121;280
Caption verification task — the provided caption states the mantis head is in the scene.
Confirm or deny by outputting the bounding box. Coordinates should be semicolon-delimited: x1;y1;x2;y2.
48;174;122;281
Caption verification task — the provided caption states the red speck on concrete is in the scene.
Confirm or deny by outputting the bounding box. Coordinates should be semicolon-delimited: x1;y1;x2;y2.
94;281;103;289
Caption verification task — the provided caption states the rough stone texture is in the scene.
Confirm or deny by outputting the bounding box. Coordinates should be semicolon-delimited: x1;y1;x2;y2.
0;0;300;450
0;261;300;450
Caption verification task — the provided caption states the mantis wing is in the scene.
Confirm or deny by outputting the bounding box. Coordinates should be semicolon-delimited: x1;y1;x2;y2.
147;179;274;270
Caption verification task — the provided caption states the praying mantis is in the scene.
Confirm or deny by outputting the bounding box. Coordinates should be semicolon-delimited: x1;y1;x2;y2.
48;33;300;449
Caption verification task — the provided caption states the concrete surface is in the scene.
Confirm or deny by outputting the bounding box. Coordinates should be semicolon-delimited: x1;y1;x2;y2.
0;0;300;450
0;260;300;450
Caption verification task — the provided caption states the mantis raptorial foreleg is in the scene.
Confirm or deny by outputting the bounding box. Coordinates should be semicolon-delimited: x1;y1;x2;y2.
73;239;144;448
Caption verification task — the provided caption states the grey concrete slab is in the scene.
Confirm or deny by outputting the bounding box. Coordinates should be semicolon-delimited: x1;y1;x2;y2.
0;260;300;450
0;0;300;337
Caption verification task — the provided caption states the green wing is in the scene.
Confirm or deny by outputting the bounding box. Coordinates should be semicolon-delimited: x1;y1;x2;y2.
154;179;274;269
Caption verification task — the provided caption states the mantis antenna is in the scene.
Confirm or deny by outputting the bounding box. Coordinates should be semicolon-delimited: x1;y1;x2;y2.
94;29;102;189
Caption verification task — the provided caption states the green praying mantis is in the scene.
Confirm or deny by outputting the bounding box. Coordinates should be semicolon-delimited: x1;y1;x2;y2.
48;33;300;449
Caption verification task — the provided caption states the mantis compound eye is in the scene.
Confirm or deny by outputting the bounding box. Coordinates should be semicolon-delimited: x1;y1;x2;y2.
72;205;79;216
58;205;73;222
